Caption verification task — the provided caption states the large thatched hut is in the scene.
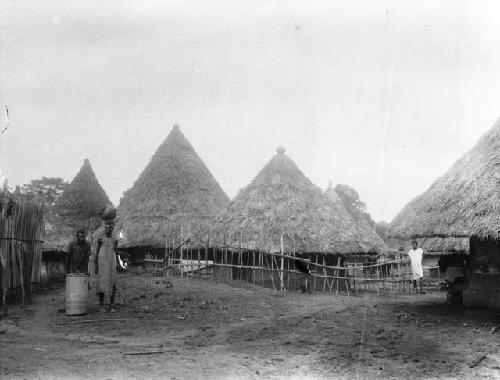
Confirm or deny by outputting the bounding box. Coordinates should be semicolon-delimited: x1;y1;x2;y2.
212;147;387;257
116;124;230;262
388;119;500;308
42;159;111;282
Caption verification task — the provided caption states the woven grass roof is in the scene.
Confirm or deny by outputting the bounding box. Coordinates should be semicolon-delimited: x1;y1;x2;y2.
389;118;500;241
212;147;386;254
325;184;388;254
116;124;230;248
44;159;110;251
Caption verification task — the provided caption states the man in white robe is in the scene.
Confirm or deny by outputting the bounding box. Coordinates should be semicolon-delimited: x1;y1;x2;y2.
408;240;425;294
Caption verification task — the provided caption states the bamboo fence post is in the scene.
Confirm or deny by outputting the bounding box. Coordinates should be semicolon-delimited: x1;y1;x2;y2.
344;259;350;297
354;262;359;296
377;263;380;295
179;228;182;278
286;253;290;291
270;249;274;287
253;251;256;286
239;233;242;282
264;251;276;291
392;261;395;291
313;255;318;291
190;242;194;276
197;245;201;278
335;257;340;295
280;234;284;292
322;256;327;293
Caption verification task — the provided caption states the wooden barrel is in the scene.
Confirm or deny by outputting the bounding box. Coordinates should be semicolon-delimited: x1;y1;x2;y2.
66;274;89;316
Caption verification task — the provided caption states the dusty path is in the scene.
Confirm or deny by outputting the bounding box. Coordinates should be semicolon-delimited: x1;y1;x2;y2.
1;273;500;379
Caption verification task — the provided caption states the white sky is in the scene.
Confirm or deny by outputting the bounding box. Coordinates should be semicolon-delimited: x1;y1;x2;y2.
1;0;500;222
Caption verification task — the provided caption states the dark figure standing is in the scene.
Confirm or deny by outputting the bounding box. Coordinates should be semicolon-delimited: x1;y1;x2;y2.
66;229;91;274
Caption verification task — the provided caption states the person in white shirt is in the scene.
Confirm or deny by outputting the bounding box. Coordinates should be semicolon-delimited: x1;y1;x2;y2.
408;240;425;294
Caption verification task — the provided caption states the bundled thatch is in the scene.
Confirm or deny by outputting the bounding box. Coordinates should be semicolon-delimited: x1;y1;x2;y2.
0;194;44;295
325;183;388;254
389;118;500;245
116;124;230;248
212;147;387;254
44;159;110;252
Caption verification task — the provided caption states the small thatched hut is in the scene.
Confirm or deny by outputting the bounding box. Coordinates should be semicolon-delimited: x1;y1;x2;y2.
388;118;500;307
116;124;230;261
42;159;111;282
212;147;387;257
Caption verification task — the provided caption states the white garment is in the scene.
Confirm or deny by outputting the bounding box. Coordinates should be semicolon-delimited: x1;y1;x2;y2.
408;248;424;280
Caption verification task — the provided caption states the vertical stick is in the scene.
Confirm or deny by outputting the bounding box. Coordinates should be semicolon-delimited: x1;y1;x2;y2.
322;256;327;293
180;227;184;278
259;251;264;286
280;234;284;292
287;251;290;291
313;255;318;291
253;251;256;286
17;243;25;305
239;232;242;282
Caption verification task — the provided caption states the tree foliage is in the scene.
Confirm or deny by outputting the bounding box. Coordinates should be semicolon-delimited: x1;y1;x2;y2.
21;177;69;205
335;184;376;228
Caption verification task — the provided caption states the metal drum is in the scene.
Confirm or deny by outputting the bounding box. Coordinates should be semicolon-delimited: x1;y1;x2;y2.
65;274;89;316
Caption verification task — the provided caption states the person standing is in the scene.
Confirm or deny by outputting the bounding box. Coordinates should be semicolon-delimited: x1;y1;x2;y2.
66;229;91;274
408;240;425;294
95;220;119;310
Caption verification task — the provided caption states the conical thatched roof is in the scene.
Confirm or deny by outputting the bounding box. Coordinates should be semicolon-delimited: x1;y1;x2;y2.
116;124;230;248
55;158;111;227
212;147;385;254
325;183;388;253
389;118;500;242
43;159;111;251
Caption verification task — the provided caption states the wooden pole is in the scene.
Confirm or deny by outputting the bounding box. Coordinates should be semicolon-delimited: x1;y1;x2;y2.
322;256;327;293
239;232;242;282
253;251;256;286
280;234;284;292
180;227;184;278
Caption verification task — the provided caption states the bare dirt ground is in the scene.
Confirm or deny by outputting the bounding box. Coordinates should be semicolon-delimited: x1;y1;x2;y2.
1;272;500;380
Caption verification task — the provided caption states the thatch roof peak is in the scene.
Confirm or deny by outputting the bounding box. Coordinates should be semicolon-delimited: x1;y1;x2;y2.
389;118;500;239
212;151;387;254
44;159;111;251
276;146;286;155
55;159;111;227
116;125;230;247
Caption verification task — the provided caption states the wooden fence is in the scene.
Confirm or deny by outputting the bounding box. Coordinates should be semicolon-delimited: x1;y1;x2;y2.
144;236;445;295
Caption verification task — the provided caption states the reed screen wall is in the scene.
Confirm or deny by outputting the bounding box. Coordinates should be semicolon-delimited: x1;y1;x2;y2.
0;195;44;308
